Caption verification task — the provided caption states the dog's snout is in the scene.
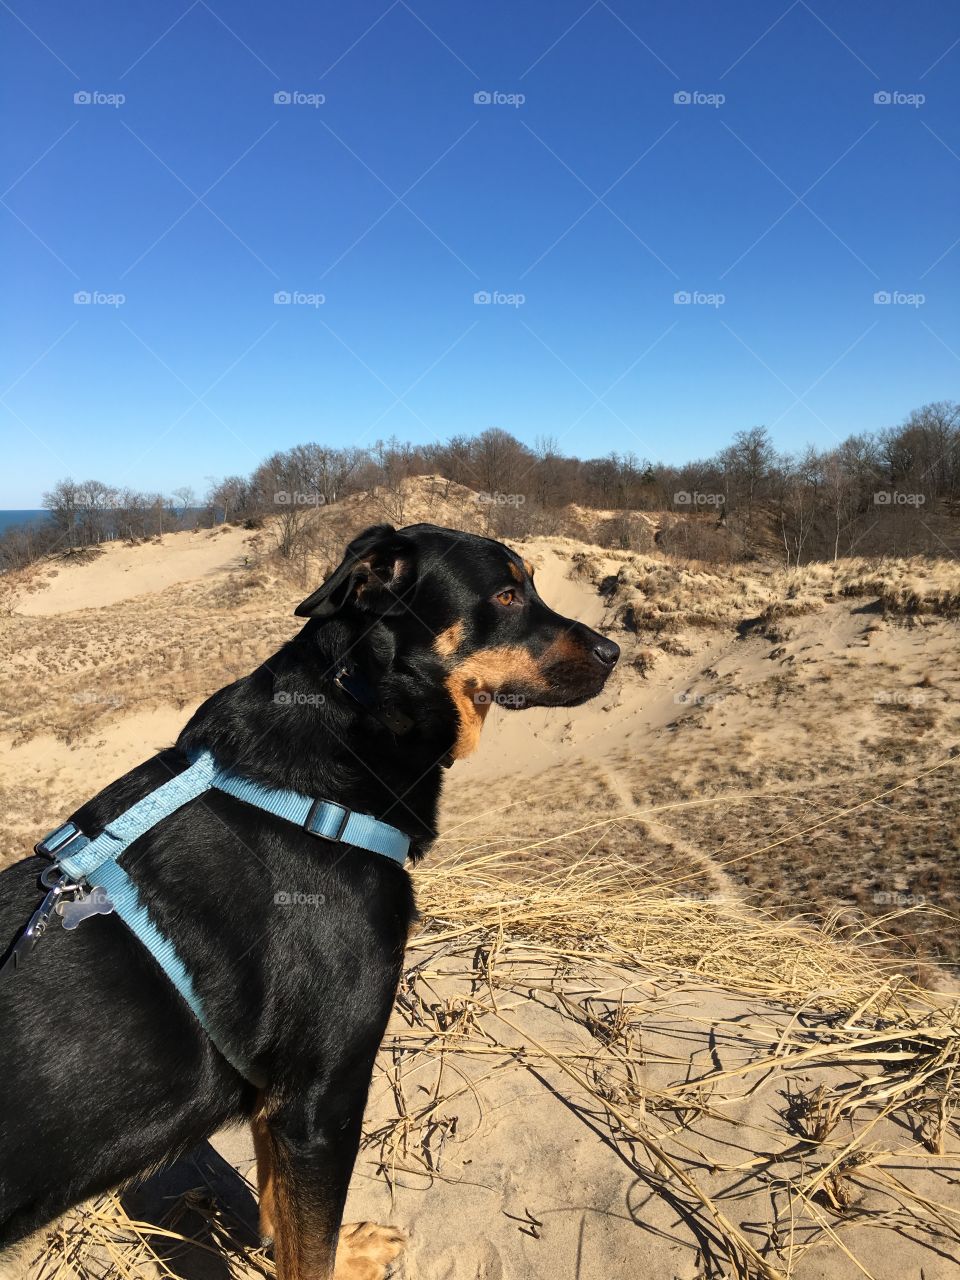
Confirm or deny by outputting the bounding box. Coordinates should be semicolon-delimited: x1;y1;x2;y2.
592;636;620;669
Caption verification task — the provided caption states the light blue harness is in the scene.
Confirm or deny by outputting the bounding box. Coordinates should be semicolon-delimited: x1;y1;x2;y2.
29;750;410;1082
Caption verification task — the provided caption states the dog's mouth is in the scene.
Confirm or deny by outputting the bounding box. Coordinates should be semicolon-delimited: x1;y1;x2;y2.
443;629;619;757
524;627;620;708
499;655;616;710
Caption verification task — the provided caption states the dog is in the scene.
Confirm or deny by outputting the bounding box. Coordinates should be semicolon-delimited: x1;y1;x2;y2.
0;522;619;1279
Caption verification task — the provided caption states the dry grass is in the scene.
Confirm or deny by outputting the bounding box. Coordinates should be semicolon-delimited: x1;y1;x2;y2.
568;551;960;651
23;852;960;1279
417;847;891;1006
24;1188;272;1279
6;529;960;1278
0;571;298;748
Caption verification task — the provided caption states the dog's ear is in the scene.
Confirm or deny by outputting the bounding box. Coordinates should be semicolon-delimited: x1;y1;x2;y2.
294;524;417;618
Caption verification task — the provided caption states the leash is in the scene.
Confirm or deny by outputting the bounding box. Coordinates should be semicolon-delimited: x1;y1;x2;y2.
1;749;411;1084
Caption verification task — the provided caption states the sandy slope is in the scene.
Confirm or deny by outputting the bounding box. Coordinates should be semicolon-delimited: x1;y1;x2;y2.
10;526;254;615
2;516;959;1279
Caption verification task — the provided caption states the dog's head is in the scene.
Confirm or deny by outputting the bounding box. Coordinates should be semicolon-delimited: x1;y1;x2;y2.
295;523;619;758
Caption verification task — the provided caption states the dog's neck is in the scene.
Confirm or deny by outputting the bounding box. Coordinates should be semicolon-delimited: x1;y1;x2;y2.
177;617;458;856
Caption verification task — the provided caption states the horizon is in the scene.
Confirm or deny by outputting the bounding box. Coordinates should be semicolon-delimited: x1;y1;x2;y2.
3;1;959;506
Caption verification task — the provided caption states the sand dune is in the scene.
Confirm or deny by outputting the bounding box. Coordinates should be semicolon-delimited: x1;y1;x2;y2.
2;515;959;1279
10;526;255;616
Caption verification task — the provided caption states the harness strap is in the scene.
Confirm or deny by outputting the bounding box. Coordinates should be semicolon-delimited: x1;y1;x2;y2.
36;750;411;1085
211;771;411;863
83;859;253;1081
57;751;410;881
57;752;219;880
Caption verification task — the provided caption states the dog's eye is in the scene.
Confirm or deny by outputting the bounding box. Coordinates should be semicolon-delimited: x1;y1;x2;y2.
495;589;518;607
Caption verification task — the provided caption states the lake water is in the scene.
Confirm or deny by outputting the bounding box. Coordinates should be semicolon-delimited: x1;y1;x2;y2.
0;510;50;535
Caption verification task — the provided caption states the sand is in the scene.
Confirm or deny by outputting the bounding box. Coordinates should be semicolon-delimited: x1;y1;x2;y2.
2;506;959;1278
11;526;254;616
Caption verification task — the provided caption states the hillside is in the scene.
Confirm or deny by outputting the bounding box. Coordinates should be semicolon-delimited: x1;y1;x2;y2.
4;503;957;977
1;491;959;1279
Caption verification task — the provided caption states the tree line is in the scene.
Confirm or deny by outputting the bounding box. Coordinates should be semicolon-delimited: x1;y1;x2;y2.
2;400;957;573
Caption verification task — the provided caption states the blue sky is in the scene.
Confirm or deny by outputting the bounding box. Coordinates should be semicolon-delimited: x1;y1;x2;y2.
1;0;958;506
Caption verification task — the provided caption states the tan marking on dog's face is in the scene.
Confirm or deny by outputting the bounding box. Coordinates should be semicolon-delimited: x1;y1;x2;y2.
539;630;586;665
507;560;523;582
445;645;546;758
523;558;535;578
434;620;464;658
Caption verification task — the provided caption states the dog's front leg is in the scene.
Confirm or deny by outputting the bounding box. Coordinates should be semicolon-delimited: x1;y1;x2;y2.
255;1091;404;1280
263;1122;343;1280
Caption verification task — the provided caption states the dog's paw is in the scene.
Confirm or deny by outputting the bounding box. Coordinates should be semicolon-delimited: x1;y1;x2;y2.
334;1221;407;1279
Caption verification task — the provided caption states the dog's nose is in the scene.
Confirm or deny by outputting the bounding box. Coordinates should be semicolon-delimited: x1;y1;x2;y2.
592;636;620;668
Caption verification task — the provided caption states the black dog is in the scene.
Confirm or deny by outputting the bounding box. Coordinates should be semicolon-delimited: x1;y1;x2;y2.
0;523;619;1280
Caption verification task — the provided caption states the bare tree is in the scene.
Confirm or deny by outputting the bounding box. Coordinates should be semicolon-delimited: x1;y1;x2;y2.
170;485;197;528
42;477;82;548
722;427;775;531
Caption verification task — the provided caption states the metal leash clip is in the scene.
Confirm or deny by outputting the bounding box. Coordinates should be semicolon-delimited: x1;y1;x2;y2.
0;866;75;977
